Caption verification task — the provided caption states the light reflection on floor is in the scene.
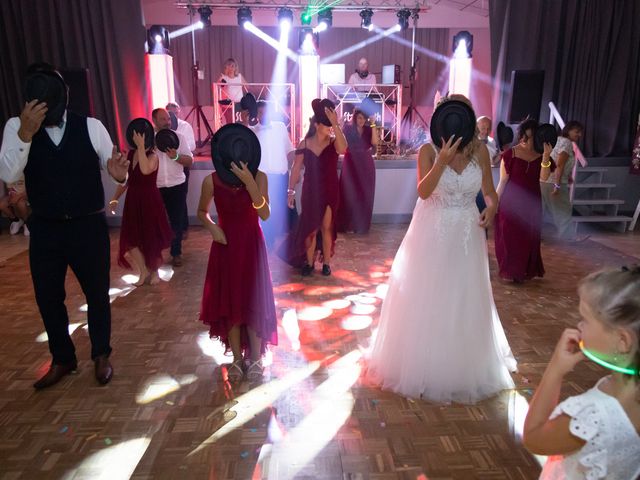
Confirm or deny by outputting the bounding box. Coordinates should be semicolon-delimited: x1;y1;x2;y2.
62;437;151;480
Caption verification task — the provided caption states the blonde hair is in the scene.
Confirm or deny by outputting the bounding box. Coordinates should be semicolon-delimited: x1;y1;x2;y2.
433;94;482;161
578;265;640;382
223;58;239;76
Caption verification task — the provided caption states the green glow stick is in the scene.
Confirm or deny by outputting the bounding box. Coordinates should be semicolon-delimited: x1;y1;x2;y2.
579;340;638;375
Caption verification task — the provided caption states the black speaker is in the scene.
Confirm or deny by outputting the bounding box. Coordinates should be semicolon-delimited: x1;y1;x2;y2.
58;68;95;117
508;70;544;123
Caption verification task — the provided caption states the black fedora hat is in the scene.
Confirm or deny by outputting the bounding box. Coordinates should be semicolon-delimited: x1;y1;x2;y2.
24;71;68;127
155;128;180;153
496;121;514;151
534;123;558;154
430;99;476;149
311;98;335;126
126;118;155;150
211;123;261;187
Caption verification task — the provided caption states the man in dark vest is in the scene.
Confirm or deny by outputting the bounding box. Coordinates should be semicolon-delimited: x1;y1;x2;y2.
0;63;129;389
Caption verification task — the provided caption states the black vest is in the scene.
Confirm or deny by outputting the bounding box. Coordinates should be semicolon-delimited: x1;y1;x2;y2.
25;111;105;219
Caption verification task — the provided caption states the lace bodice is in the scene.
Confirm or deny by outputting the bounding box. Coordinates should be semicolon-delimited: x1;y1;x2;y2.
414;149;483;255
540;377;640;480
426;161;482;209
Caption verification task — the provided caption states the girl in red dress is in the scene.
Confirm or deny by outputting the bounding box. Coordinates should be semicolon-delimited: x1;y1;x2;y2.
279;100;348;276
110;130;173;286
198;159;277;382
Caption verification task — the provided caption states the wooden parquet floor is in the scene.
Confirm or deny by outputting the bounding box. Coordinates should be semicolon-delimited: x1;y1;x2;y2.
0;225;637;480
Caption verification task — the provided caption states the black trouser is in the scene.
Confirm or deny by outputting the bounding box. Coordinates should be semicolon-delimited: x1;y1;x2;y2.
28;213;112;365
181;167;190;233
160;183;187;257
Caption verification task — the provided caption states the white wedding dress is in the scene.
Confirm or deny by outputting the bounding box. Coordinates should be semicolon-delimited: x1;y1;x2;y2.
368;150;517;404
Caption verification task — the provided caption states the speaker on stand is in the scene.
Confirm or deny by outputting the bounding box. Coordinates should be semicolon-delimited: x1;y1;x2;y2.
508;70;545;123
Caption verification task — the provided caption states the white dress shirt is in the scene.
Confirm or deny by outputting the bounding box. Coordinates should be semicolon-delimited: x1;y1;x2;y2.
156;131;193;188
0;112;118;183
176;118;196;153
252;121;294;175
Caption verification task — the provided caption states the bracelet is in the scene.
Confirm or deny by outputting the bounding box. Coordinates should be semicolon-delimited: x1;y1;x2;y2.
287;188;295;195
252;196;267;209
171;154;180;161
541;160;551;168
109;199;118;204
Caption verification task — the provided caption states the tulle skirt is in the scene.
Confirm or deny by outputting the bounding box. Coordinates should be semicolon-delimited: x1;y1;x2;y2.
368;198;516;404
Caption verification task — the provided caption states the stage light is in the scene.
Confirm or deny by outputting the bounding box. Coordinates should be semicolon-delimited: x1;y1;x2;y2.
301;9;312;25
278;7;293;31
360;8;374;31
317;8;332;30
237;6;252;28
396;9;411;31
147;25;170;54
299;27;319;53
453;30;473;57
197;6;212;27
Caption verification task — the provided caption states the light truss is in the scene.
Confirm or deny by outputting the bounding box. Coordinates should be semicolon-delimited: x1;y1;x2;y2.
175;1;430;13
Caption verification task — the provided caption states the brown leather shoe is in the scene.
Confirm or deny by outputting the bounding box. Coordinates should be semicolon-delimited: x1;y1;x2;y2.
33;361;77;390
172;255;183;267
94;355;113;385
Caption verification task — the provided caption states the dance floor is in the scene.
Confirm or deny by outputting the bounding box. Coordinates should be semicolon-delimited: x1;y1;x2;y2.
0;225;637;479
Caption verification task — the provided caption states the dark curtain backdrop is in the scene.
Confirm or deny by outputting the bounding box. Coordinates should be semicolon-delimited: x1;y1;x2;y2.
490;0;640;157
0;0;149;148
170;26;448;111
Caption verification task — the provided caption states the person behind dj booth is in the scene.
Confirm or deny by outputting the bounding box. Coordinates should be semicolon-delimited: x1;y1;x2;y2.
348;58;377;87
0;62;130;389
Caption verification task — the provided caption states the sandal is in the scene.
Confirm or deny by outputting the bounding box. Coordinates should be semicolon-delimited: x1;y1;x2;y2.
246;360;263;382
225;360;244;382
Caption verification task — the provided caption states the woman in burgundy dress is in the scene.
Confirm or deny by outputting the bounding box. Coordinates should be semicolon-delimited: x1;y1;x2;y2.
110;130;173;286
198;149;277;382
279;100;348;276
337;109;378;234
494;120;552;282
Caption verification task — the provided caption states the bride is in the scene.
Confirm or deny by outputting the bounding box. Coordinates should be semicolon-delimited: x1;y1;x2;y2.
368;95;517;404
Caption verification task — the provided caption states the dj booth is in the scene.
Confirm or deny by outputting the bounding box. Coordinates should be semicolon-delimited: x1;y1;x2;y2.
212;82;297;145
321;83;403;147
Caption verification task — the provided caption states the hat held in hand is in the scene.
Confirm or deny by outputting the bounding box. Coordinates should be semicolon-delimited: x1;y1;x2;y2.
211;123;261;187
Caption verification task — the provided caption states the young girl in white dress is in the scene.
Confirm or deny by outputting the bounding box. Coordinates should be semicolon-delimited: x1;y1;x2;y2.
524;266;640;480
368;95;517;404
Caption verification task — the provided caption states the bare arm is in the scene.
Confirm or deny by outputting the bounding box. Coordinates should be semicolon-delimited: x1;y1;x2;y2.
197;175;227;244
416;137;461;200
553;151;568;186
370;125;379;146
478;146;498;227
230;165;271;221
136;149;158;176
325;107;348;155
289;144;305;189
523;328;587;455
108;183;128;214
495;156;510;199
